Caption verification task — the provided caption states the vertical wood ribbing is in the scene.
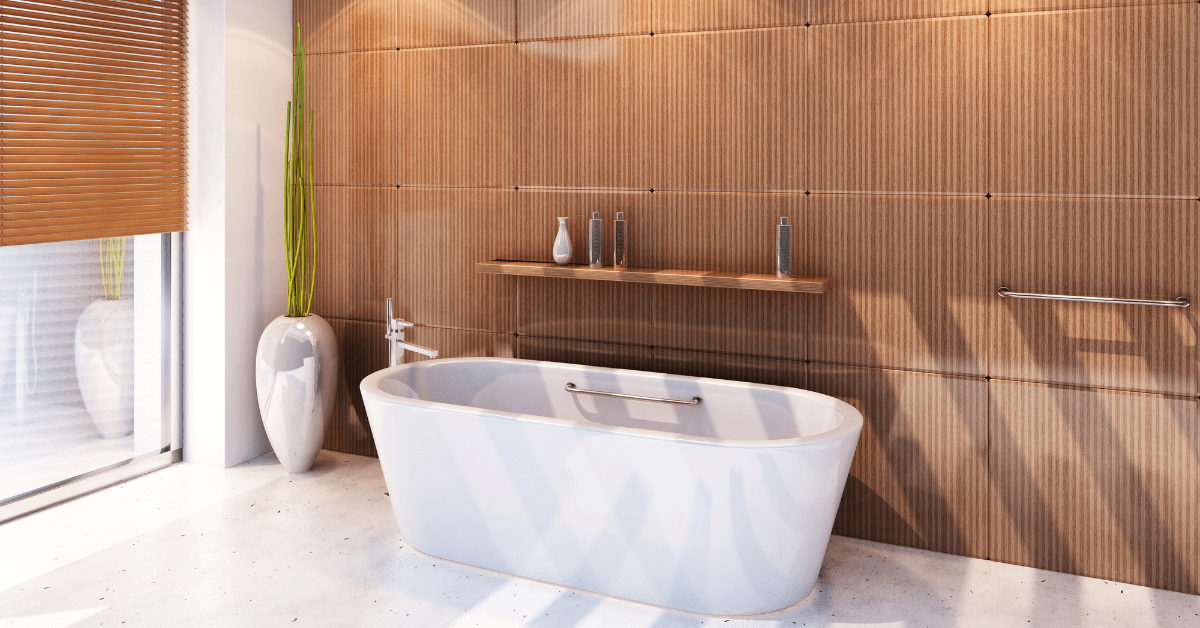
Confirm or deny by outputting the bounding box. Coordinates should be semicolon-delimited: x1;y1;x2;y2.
989;4;1200;197
989;380;1200;594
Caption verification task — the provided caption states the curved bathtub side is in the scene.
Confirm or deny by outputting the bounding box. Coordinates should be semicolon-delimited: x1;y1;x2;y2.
363;382;862;616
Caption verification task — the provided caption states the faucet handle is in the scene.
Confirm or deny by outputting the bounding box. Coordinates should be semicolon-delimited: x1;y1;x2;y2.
385;298;415;331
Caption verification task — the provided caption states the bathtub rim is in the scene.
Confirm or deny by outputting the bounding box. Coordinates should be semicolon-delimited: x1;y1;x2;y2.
360;357;863;449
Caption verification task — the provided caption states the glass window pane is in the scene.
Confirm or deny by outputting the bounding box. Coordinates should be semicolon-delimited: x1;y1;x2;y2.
0;235;168;503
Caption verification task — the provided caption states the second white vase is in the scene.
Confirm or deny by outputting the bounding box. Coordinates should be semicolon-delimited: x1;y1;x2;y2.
75;298;134;439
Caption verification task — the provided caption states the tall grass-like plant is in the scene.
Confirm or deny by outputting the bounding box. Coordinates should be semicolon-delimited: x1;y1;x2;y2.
100;236;126;300
285;23;316;318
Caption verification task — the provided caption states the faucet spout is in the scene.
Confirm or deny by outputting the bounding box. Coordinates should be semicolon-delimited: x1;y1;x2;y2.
385;299;439;366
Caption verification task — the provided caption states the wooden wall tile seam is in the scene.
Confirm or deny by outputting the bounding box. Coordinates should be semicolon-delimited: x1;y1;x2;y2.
985;375;1200;402
653;2;808;35
810;0;989;25
515;185;656;192
808;359;987;380
325;316;518;335
311;183;398;188
516;332;651;350
988;1;1197;16
990;193;1200;201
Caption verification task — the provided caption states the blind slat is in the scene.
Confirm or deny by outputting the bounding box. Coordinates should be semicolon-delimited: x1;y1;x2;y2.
4;114;187;129
2;190;185;206
3;220;188;246
5;198;184;216
4;108;188;124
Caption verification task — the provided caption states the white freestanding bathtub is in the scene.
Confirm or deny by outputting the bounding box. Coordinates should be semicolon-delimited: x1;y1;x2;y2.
360;358;862;616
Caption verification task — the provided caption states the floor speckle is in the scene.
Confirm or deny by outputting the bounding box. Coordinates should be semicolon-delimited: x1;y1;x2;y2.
0;451;1197;627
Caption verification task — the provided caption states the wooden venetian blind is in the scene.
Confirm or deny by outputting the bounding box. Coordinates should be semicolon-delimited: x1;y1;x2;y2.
0;0;187;246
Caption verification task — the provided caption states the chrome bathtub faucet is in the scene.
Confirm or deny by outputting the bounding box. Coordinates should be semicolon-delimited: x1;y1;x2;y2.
385;298;439;367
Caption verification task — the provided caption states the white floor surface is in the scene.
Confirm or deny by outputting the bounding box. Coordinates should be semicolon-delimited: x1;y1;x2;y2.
0;451;1196;628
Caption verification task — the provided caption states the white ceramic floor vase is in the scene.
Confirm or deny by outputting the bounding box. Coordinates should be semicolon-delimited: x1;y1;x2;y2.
75;298;134;439
255;314;338;473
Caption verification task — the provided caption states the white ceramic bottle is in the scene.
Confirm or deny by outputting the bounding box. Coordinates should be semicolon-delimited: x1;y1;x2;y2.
553;217;572;265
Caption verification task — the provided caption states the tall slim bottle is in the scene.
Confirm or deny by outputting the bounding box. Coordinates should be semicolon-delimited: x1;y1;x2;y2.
776;217;792;279
589;212;603;269
613;212;627;269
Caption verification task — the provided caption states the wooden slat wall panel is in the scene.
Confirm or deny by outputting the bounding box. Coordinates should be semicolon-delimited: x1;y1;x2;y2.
643;192;803;274
304;51;397;186
653;285;807;360
509;189;653;345
397;44;516;187
809;363;990;558
324;318;388;458
393;188;517;334
518;0;649;40
519;37;652;189
402;326;517;363
654;28;805;192
0;0;188;246
811;1;985;24
654;0;806;34
810;16;985;194
397;0;514;48
294;0;395;53
518;278;653;345
652;349;807;389
310;186;397;323
989;380;1200;595
507;189;653;266
989;4;1200;197
518;336;653;372
807;195;987;376
990;198;1199;396
647;192;807;360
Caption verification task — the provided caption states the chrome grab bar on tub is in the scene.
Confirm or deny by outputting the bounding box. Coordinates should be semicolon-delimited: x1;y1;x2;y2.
996;287;1190;308
565;382;702;406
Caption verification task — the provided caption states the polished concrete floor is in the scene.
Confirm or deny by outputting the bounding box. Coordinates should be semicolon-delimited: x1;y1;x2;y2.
0;451;1196;628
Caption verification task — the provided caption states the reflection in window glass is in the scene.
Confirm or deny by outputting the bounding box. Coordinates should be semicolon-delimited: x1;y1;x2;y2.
0;235;166;503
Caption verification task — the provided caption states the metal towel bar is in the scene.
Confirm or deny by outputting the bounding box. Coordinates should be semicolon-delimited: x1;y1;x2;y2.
565;382;702;406
996;287;1190;308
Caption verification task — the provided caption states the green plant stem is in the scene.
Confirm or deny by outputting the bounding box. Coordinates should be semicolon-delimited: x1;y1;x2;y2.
100;236;126;300
284;22;316;318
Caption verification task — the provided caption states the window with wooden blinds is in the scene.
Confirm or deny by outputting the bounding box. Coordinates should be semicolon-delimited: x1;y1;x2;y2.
0;0;187;247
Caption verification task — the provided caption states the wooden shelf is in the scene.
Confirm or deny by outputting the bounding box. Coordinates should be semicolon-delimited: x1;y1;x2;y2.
475;261;833;293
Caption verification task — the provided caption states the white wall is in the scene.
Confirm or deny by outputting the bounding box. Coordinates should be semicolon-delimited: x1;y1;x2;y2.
185;0;292;467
